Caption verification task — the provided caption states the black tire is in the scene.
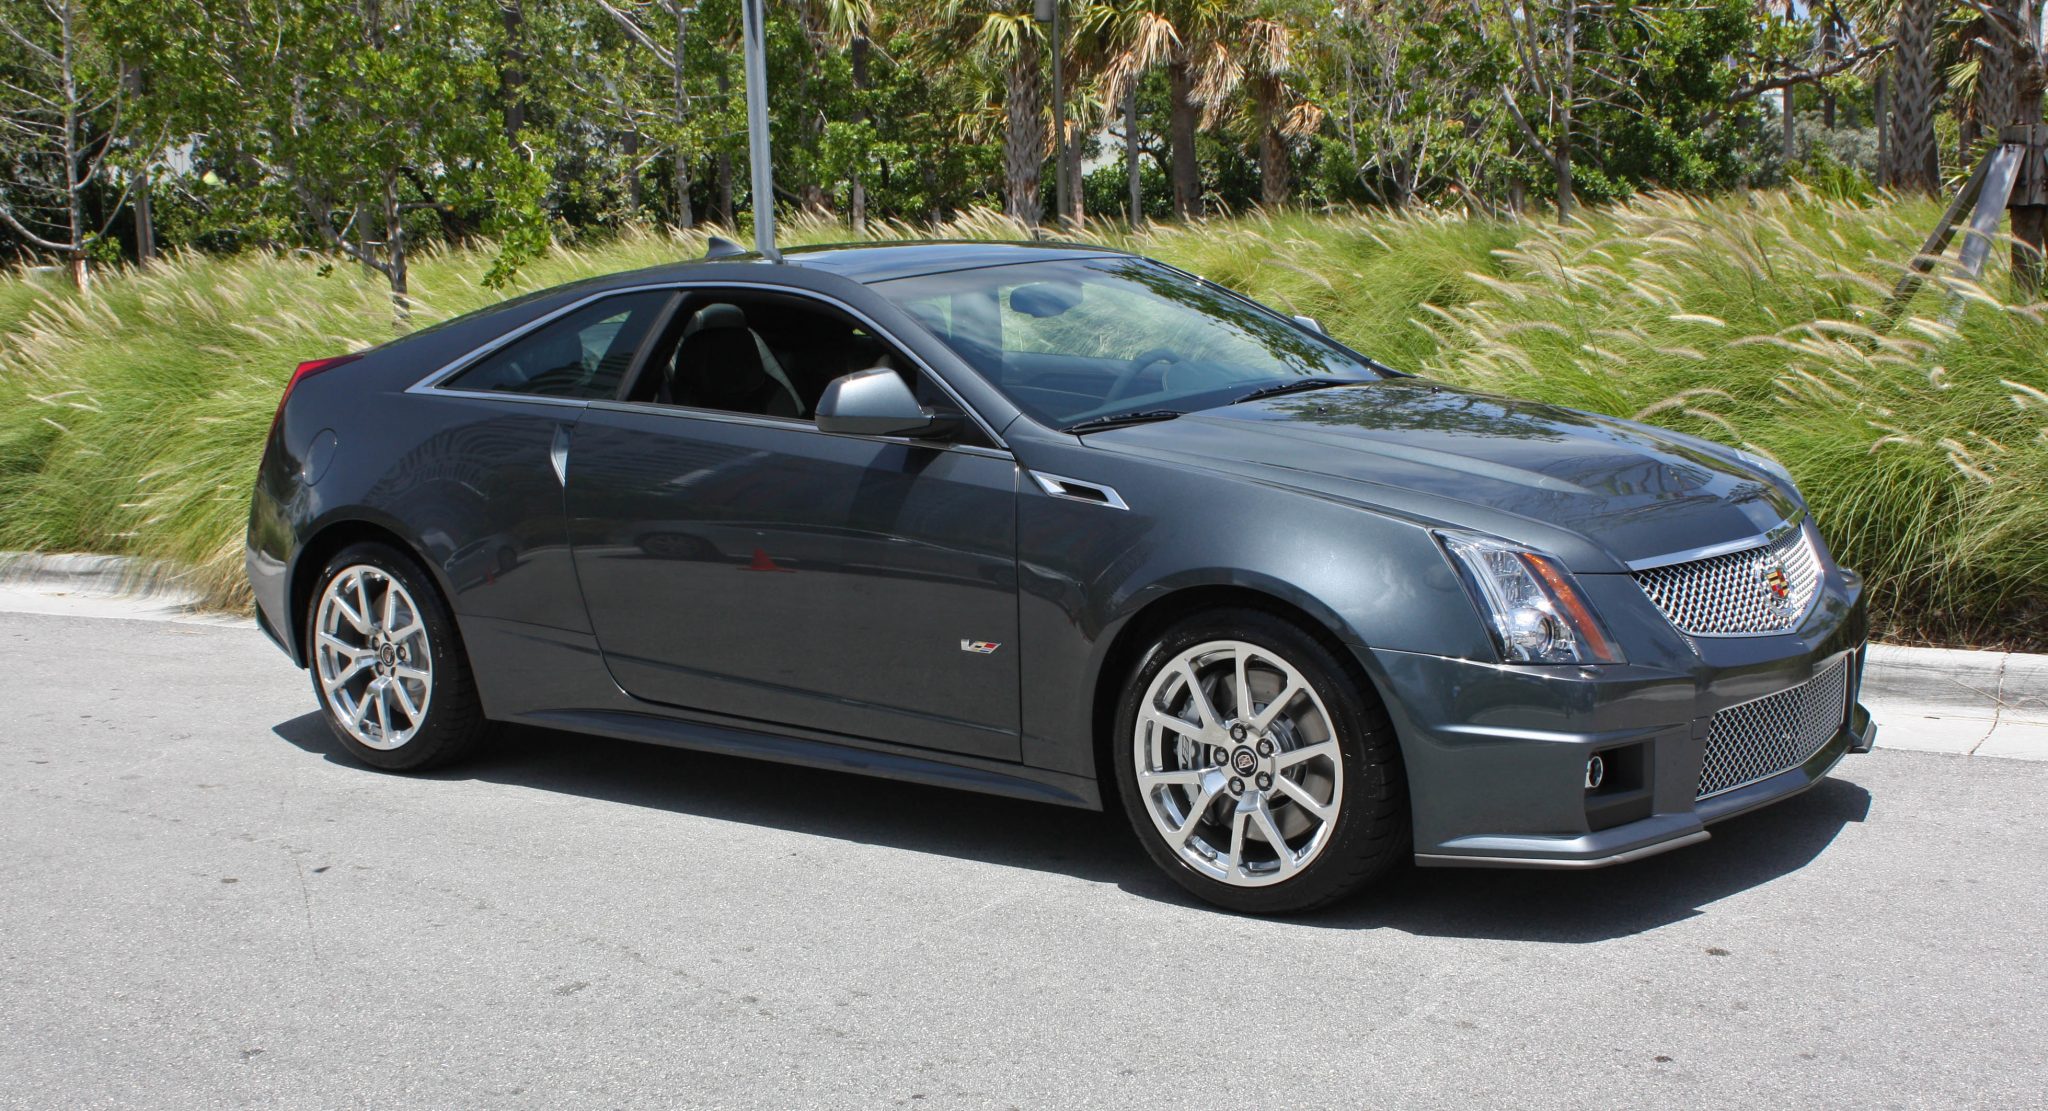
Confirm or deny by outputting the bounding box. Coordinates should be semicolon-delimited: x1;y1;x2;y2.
1112;607;1409;914
304;540;490;772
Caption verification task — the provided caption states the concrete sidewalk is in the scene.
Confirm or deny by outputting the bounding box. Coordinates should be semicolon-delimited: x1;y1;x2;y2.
1862;643;2048;760
3;550;2042;760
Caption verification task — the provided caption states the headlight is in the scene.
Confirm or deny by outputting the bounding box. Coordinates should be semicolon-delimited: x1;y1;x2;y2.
1437;532;1625;665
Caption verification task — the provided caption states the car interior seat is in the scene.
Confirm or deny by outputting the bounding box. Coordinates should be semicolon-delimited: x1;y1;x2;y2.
661;303;806;418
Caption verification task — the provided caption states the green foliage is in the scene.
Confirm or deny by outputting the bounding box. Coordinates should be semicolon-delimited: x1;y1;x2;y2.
1;195;2042;647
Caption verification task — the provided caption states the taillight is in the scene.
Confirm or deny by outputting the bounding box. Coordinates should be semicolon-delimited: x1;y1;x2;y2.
271;354;363;431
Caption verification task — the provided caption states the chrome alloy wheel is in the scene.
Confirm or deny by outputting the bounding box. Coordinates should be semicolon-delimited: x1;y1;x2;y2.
1133;639;1344;887
313;564;434;751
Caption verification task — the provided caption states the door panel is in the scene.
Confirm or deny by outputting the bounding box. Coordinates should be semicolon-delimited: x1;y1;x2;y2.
565;405;1022;760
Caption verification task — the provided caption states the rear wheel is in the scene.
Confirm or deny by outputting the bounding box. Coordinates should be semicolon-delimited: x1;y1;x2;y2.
306;541;488;771
1112;608;1408;914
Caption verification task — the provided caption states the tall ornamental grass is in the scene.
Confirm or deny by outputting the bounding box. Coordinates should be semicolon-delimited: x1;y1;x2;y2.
0;191;2041;647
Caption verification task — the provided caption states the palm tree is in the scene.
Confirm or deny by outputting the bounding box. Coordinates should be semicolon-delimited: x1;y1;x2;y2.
1889;0;1941;192
1191;7;1317;206
916;2;1048;225
1096;0;1226;218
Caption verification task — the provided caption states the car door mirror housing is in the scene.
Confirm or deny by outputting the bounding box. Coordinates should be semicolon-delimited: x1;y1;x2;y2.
815;368;956;439
1292;314;1327;335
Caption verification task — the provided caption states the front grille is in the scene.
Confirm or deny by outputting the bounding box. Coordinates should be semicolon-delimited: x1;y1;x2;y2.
1633;522;1820;636
1697;656;1851;799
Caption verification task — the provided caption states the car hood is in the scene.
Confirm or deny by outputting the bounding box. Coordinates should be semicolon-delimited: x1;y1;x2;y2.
1083;379;1801;570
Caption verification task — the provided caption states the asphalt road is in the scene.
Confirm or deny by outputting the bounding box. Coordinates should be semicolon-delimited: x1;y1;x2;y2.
3;610;2045;1110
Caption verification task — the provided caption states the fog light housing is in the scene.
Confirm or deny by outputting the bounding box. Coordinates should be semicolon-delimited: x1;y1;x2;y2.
1584;754;1606;790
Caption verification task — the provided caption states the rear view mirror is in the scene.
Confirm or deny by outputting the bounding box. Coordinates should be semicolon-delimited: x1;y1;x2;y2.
1292;314;1327;335
815;368;956;439
1008;281;1082;318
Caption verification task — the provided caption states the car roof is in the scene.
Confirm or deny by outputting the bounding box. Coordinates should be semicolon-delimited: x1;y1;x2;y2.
577;239;1133;291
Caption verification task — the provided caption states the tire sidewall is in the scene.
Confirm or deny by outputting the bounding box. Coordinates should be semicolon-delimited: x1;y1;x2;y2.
1112;608;1406;914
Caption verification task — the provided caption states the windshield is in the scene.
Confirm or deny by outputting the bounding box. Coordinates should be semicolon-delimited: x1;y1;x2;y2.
872;257;1386;430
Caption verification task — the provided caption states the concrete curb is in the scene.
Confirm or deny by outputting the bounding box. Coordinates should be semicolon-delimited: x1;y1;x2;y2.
0;551;249;626
0;550;2039;758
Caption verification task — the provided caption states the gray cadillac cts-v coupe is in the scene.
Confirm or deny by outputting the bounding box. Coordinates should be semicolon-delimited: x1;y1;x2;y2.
247;240;1875;913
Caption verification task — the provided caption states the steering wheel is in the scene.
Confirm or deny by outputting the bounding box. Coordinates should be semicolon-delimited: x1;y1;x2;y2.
1105;347;1184;402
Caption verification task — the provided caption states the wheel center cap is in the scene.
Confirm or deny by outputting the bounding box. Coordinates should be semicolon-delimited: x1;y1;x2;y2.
377;643;397;667
1230;745;1259;777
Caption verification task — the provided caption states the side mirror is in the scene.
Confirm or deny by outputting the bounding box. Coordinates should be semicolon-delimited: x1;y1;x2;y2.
815;368;955;439
1292;314;1327;335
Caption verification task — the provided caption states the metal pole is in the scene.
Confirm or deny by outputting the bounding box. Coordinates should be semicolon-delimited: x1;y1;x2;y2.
740;0;780;261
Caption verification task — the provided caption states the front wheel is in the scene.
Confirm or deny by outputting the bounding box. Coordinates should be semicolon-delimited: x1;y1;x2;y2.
306;541;488;771
1112;608;1409;914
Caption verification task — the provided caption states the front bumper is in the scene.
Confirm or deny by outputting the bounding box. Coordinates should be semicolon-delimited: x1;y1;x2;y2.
1369;583;1871;869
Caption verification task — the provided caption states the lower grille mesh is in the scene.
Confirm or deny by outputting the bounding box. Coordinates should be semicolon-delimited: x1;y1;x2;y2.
1697;657;1851;800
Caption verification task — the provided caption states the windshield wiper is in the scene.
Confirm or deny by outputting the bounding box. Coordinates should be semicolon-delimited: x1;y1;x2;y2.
1228;377;1373;405
1063;409;1184;434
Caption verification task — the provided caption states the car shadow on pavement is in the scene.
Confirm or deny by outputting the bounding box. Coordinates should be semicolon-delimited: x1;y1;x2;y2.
273;712;1870;942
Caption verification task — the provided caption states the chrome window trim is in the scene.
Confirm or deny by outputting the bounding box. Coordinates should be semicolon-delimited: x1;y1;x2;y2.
407;279;1010;451
581;398;1014;461
1624;514;1805;572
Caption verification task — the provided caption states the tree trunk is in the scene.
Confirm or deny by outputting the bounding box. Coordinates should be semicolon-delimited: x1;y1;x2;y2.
623;125;643;215
1977;8;2020;143
1003;36;1044;227
1255;82;1289;207
1890;0;1941;194
121;61;155;263
2007;3;2046;291
716;70;735;225
1875;70;1888;184
1782;89;1797;164
850;29;870;234
383;174;409;322
1556;0;1576;221
1125;81;1143;226
132;167;155;263
671;2;693;228
499;1;527;139
1166;60;1201;220
1064;117;1084;224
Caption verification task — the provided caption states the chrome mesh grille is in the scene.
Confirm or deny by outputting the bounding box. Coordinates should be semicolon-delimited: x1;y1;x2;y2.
1633;523;1820;636
1697;657;1850;800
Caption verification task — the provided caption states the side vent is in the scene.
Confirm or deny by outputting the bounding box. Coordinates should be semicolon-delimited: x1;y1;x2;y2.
1030;471;1129;511
704;236;749;260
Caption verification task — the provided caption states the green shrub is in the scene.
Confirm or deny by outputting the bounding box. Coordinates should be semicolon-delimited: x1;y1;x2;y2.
1;192;2042;647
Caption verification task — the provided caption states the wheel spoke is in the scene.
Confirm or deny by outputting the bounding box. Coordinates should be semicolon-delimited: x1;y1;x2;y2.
1177;661;1220;730
324;656;371;689
1172;785;1219;846
1273;773;1335;822
389;675;422;721
1275;739;1338;771
330;594;370;635
1251;675;1306;733
380;579;398;635
392;662;430;684
1221;806;1248;874
1144;708;1200;742
373;679;392;738
347;691;372;729
387;619;424;646
1232;649;1252;721
318;631;367;658
1140;767;1202;788
353;575;373;633
1251;801;1297;877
